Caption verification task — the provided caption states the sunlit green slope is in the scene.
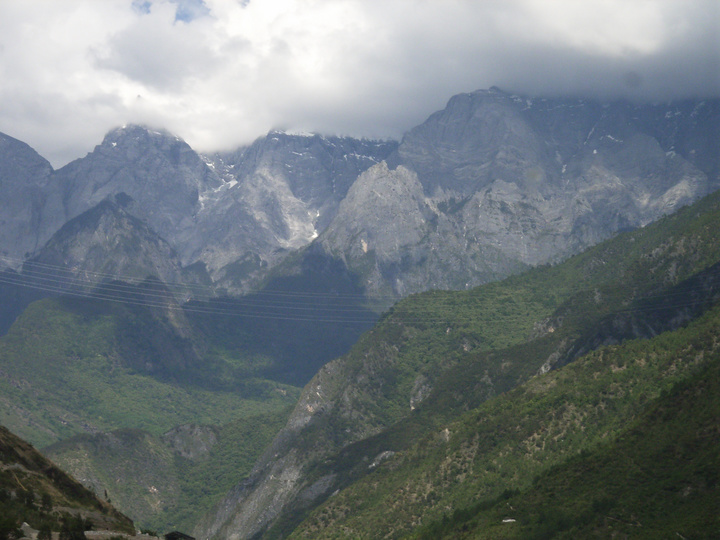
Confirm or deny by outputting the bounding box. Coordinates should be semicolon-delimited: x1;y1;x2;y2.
0;292;299;448
212;190;720;538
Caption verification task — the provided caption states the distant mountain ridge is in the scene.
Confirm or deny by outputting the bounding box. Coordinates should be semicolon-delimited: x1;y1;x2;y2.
314;89;720;299
0;126;396;293
195;131;397;288
1;88;717;306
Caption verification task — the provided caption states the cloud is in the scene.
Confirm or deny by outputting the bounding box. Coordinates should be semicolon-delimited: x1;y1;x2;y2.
95;2;218;90
0;0;717;167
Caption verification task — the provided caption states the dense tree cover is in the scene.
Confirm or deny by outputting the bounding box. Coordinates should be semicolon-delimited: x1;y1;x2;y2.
414;323;720;539
0;426;133;535
0;282;300;529
262;190;720;538
291;297;720;539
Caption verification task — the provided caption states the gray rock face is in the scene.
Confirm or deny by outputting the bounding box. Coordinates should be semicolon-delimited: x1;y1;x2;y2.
316;89;719;300
51;125;224;266
23;197;201;297
5;93;715;304
398;88;552;197
320;162;529;298
0;132;53;264
226;131;396;229
195;132;397;289
0;126;396;295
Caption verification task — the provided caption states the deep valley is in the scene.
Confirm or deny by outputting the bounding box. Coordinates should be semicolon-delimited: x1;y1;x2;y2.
0;88;718;538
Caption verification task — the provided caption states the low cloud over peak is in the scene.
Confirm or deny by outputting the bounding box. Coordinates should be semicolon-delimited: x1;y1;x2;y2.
0;0;717;167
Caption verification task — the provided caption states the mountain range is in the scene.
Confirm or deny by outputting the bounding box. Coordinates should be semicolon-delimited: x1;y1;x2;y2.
2;88;718;305
0;87;718;535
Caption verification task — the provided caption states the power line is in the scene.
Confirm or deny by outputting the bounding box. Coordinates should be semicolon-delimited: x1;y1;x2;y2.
2;255;719;325
0;254;392;300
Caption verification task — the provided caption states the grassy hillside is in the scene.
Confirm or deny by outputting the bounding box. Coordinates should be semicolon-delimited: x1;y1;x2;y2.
45;408;293;531
0;284;301;529
205;189;720;538
0;425;134;534
292;302;720;538
414;317;720;539
0;293;300;448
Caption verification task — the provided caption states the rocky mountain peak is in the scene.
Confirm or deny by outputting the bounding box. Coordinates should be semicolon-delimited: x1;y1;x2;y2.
44;124;224;267
224;130;398;213
397;88;548;197
0;132;55;265
98;124;197;165
312;92;719;301
191;131;398;285
0;131;54;182
24;197;200;294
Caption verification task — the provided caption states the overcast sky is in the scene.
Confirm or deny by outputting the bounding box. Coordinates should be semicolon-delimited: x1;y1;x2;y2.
0;0;718;167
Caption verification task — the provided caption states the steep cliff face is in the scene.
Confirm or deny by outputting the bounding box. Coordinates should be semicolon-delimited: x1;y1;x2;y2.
49;125;224;267
0;132;54;265
227;131;396;227
24;197;202;296
0;125;396;298
399;89;716;200
195;132;397;289
315;90;719;300
0;195;209;336
319;161;528;298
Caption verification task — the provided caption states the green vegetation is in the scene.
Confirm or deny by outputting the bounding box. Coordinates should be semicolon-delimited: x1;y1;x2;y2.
292;294;720;539
252;190;720;538
414;325;720;539
169;409;293;530
0;295;299;447
45;408;294;531
0;425;134;534
0;283;301;529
